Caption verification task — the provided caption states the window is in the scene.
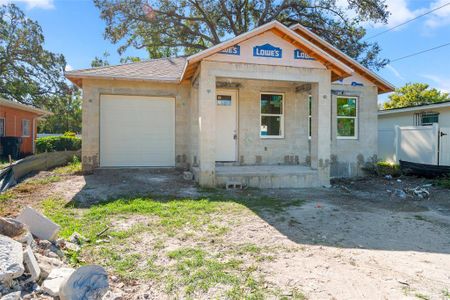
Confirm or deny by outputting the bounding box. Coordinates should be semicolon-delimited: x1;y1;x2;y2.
420;112;439;126
260;93;283;138
0;118;4;137
217;95;232;106
308;95;312;139
336;96;358;139
22;119;30;137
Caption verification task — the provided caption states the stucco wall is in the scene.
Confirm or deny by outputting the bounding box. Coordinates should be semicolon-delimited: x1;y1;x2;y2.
81;79;191;170
0;106;38;155
329;83;379;177
220;79;310;165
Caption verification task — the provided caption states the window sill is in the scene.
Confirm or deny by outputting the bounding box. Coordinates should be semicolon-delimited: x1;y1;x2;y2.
337;136;358;140
260;136;285;139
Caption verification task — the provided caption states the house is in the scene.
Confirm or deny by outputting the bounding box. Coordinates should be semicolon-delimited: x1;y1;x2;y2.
65;21;394;188
378;101;450;165
0;98;51;156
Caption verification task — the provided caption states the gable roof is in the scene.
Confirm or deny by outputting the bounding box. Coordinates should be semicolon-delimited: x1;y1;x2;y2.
65;20;393;94
0;98;51;116
181;20;354;81
65;57;187;87
290;24;395;94
378;100;450;115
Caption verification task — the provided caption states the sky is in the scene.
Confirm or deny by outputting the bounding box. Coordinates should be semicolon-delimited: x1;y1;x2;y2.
2;0;450;104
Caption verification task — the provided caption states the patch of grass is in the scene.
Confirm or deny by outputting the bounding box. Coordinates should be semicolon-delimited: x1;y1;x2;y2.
376;161;401;177
442;289;450;299
435;177;450;189
415;293;430;300
167;247;264;298
53;155;82;175
414;215;427;221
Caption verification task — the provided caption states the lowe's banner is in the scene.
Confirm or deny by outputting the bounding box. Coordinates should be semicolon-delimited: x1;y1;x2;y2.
219;45;240;55
253;44;282;58
294;49;315;60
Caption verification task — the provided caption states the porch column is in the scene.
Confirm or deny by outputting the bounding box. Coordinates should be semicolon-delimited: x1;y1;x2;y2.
310;80;331;185
197;61;216;187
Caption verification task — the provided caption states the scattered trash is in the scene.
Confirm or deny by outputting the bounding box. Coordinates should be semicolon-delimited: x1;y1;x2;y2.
396;179;402;183
408;186;430;200
393;189;407;199
183;171;193;181
384;175;393;180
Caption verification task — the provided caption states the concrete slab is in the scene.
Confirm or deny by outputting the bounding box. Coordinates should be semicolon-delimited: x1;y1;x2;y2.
23;246;40;281
0;235;24;285
41;267;75;297
16;207;60;241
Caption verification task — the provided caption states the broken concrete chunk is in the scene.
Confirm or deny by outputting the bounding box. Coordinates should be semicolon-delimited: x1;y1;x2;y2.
23;246;40;281
34;253;63;281
0;235;24;285
0;291;21;300
102;291;123;300
16;207;60;241
0;217;32;245
41;267;75;297
60;265;109;300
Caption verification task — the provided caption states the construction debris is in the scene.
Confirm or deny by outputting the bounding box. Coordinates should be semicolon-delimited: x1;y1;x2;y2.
0;207;111;299
60;265;109;300
0;235;24;286
16;207;60;241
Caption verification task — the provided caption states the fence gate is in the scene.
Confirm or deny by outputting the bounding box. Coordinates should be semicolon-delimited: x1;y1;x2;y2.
440;127;450;165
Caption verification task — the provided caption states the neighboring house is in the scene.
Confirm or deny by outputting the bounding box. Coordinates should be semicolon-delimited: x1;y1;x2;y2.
378;101;450;165
65;21;394;188
0;98;51;156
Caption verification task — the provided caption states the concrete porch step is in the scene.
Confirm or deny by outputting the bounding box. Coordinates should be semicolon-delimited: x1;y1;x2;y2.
215;165;322;188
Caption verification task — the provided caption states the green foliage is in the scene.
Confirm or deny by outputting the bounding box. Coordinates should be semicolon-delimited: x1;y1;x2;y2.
0;4;67;104
36;136;81;153
53;155;82;175
91;51;110;68
383;83;450;109
37;88;82;134
63;131;76;137
435;177;450;189
376;161;401;177
94;0;389;69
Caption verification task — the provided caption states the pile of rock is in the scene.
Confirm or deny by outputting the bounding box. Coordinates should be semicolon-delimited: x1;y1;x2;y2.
0;207;109;300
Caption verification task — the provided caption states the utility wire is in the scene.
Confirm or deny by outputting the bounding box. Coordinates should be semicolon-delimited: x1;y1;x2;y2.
390;42;450;62
365;2;450;40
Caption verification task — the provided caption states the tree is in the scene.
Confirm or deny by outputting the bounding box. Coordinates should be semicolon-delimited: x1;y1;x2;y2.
0;4;67;104
94;0;390;70
383;83;449;109
37;87;82;134
91;51;111;67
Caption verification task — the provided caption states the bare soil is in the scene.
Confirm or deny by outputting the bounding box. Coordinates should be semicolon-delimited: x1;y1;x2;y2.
2;169;450;299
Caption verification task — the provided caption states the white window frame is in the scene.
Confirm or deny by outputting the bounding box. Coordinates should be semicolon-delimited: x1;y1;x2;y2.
0;118;5;137
22;119;31;137
336;96;358;140
260;92;284;139
420;112;439;126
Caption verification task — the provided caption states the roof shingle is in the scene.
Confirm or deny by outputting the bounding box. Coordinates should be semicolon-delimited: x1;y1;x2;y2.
66;57;187;84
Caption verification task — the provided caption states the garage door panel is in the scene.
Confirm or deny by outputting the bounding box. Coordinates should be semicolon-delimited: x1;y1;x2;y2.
100;95;175;167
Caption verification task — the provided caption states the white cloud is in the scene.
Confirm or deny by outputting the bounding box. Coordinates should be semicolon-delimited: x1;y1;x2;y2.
424;0;450;29
386;64;405;81
64;64;73;72
422;74;450;93
0;0;54;9
382;0;420;28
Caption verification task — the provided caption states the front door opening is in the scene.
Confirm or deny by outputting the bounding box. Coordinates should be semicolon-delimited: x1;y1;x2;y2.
215;90;238;162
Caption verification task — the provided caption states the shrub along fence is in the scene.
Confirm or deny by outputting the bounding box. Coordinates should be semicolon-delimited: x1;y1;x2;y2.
36;135;81;153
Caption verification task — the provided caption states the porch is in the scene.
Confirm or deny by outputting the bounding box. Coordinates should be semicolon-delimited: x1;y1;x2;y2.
215;164;321;188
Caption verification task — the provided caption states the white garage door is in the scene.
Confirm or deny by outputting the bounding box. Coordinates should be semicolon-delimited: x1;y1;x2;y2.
100;95;175;167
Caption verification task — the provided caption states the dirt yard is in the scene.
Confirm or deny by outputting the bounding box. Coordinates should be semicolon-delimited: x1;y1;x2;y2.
1;166;449;299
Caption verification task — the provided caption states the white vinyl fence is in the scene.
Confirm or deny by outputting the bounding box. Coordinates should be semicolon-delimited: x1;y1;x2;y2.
378;124;450;165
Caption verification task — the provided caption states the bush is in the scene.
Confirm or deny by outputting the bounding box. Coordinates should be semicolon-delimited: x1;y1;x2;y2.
63;131;77;137
376;161;401;177
36;136;81;153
